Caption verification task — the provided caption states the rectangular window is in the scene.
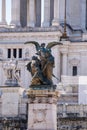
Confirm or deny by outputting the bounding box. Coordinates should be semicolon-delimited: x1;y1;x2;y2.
13;49;17;58
19;48;22;58
7;48;22;59
72;66;77;76
8;49;11;58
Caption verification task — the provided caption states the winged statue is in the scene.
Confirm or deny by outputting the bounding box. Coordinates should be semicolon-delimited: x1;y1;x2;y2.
25;41;62;87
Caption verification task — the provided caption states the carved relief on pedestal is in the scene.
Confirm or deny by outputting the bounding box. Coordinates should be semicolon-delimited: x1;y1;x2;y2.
33;109;46;123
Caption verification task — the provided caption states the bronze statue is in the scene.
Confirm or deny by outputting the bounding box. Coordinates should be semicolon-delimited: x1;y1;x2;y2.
25;41;62;86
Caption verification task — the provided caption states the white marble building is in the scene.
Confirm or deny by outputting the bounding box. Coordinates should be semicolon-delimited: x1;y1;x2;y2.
0;0;87;129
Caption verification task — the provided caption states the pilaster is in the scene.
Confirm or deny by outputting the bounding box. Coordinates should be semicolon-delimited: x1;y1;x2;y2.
61;46;68;76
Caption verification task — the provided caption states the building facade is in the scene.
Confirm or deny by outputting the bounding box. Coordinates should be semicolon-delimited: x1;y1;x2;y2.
0;0;87;129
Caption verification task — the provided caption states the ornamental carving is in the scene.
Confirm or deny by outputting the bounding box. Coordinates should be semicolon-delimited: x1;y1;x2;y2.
33;109;46;123
69;58;80;65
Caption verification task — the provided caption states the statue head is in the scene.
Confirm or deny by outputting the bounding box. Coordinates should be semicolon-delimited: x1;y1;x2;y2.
41;43;45;48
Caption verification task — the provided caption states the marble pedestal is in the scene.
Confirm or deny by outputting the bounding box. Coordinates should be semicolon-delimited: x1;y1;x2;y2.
27;89;60;130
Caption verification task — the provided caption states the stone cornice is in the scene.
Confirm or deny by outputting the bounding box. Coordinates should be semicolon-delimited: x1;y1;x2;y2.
0;31;61;41
69;58;80;65
0;26;61;33
27;89;60;104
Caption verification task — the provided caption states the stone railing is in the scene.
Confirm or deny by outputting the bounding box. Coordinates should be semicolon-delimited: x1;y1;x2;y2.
57;104;87;118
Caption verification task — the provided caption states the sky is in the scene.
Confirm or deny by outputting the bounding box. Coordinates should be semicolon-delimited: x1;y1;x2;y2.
0;0;44;24
0;0;11;24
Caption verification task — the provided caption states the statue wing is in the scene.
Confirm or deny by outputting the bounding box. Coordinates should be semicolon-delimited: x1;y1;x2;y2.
24;41;40;51
46;41;63;49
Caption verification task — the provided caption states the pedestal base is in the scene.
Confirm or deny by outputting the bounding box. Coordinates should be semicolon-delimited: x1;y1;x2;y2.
27;89;60;130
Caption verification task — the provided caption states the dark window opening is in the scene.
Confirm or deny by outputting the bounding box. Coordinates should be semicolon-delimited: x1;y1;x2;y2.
72;66;77;76
13;49;17;58
8;49;11;58
19;48;22;58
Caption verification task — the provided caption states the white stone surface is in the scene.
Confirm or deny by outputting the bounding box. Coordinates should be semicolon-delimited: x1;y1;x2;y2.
52;0;60;26
41;0;50;27
1;87;20;116
28;103;57;130
79;76;87;104
10;0;20;27
0;0;7;26
27;0;36;27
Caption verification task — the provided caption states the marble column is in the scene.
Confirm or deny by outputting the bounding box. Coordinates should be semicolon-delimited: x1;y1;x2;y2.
0;0;7;26
27;0;36;27
62;51;68;75
52;0;60;26
10;0;21;27
41;0;50;27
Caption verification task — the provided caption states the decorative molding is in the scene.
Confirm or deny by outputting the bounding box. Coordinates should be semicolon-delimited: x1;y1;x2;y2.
1;87;20;93
69;58;80;66
27;89;59;104
0;31;61;41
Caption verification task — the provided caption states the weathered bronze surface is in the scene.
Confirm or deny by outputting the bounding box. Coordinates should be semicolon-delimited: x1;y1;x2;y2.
25;41;62;88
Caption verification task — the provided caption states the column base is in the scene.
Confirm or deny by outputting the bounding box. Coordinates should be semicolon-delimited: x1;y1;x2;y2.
27;22;35;27
41;21;50;27
10;21;21;28
27;88;60;130
52;19;59;26
0;21;7;27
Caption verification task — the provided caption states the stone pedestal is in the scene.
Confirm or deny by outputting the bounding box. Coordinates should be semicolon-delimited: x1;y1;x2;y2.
27;89;60;130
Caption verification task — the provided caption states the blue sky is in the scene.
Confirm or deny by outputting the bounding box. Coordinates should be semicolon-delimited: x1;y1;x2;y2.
0;0;44;24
